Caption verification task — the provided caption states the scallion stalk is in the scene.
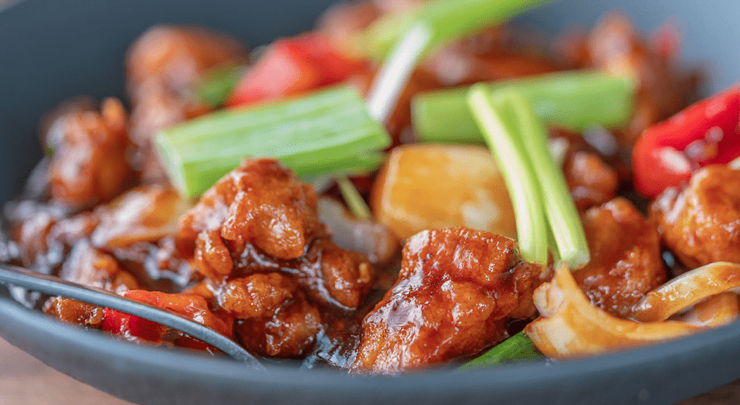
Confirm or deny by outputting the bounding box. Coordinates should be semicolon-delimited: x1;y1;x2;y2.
458;332;542;371
337;177;373;220
467;85;548;265
156;86;391;197
355;0;552;60
506;90;590;268
413;71;635;143
196;64;244;109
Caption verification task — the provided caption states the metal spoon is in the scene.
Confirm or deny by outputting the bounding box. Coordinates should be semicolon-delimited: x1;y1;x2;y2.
0;262;263;368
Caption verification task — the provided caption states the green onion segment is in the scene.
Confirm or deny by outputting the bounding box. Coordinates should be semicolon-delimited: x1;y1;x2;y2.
355;0;552;60
507;90;590;268
156;86;391;197
196;64;244;109
458;332;542;371
414;71;635;143
337;177;373;221
467;85;548;265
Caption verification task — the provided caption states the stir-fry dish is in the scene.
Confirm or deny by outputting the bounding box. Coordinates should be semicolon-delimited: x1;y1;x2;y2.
6;0;740;375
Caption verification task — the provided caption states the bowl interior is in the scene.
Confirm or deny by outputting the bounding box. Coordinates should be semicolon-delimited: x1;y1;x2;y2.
1;1;740;404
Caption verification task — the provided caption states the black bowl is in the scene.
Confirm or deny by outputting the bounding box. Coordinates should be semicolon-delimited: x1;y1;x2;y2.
2;1;740;404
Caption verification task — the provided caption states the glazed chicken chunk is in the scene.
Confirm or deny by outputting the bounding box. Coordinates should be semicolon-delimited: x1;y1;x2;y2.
351;227;540;375
44;98;133;209
573;198;666;317
650;165;740;268
176;158;375;357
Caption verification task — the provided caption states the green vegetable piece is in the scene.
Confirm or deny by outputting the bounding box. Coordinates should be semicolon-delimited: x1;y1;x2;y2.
337;177;373;220
459;332;542;371
413;71;635;143
196;64;244;109
467;85;548;265
356;0;552;60
506;90;590;268
156;86;391;197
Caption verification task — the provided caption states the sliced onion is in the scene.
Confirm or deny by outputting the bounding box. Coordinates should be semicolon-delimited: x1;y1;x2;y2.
525;265;703;359
317;197;400;264
674;292;740;328
629;262;740;322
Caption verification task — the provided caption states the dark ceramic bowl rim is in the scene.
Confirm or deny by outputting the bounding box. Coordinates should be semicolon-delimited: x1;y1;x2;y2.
2;0;740;403
2;289;739;391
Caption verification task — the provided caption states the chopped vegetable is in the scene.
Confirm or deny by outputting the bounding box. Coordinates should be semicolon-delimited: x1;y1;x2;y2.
413;71;635;143
364;0;551;122
337;177;373;220
354;0;552;60
467;85;548;265
157;86;391;197
506;91;590;269
630;262;740;322
525;265;733;359
226;33;367;108
633;88;740;197
197;63;244;108
370;144;516;240
458;332;542;371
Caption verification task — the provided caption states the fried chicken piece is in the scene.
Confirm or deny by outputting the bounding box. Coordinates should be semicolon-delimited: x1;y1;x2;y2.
57;241;139;292
585;13;697;144
573;198;666;317
351;227;540;375
235;290;322;358
126;25;248;102
650;165;740;268
179;158;326;260
44;98;133;209
125;25;247;181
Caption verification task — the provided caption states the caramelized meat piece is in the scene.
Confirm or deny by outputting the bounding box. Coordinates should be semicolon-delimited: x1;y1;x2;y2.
91;184;191;249
126;26;246;180
14;206;98;268
317;1;381;47
235;290;322;358
217;273;298;319
585;13;697;144
103;290;233;346
43;297;104;327
650;165;740;268
564;151;619;212
179;158;325;260
351;227;540;375
126;25;247;102
573;198;666;317
233;238;374;310
45;98;133;209
58;241;139;292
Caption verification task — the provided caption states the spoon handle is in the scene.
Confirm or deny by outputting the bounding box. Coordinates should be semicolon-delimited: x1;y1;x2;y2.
0;262;262;368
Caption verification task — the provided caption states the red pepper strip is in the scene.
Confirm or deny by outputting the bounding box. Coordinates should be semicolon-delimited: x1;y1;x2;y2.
102;290;233;344
633;88;740;197
226;33;368;108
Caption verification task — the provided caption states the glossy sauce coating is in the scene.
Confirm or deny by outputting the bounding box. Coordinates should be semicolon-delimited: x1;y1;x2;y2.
351;227;540;374
573;198;666;317
650;165;740;268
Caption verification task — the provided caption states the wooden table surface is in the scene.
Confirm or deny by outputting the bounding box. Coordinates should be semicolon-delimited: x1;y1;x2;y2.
0;336;736;405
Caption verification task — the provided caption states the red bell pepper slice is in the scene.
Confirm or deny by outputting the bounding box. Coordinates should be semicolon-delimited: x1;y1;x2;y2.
633;88;740;197
225;33;367;108
102;290;233;344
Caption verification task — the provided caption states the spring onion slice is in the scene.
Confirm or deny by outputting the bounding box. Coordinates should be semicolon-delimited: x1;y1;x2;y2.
413;71;635;143
356;0;552;60
506;90;590;269
157;86;391;197
458;332;542;371
337;177;373;221
196;63;244;108
467;85;548;265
